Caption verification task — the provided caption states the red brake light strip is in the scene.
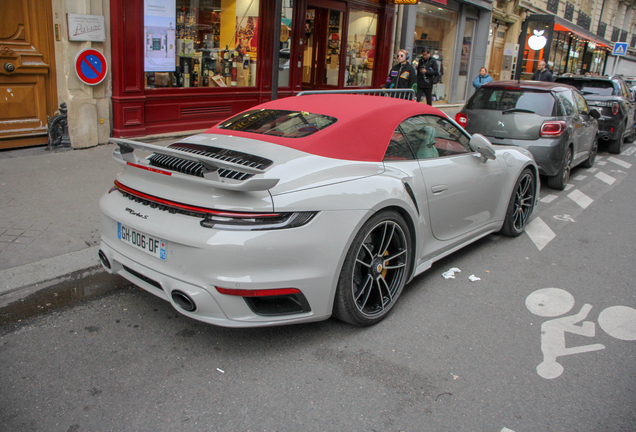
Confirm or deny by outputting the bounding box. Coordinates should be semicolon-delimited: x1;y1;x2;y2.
114;180;280;218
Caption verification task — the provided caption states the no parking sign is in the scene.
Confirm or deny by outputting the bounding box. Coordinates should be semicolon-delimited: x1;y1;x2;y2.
74;48;108;85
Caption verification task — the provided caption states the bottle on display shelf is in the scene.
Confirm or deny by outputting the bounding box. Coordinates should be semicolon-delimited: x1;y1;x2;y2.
183;62;190;88
193;70;199;87
203;72;209;87
231;59;237;86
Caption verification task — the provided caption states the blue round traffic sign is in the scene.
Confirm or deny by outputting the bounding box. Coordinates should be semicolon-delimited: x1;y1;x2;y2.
74;48;108;85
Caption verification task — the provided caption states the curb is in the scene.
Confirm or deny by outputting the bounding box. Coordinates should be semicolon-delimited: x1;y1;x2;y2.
0;247;128;326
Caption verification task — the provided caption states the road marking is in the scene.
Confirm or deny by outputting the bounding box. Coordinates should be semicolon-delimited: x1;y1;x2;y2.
573;174;587;181
622;146;636;156
540;194;558;203
526;288;605;379
501;428;516;432
607;156;632;169
586;167;599;173
554;214;576;222
598;306;636;340
597;161;607;165
526;217;556;250
595;171;616;185
564;183;575;191
568;189;593;209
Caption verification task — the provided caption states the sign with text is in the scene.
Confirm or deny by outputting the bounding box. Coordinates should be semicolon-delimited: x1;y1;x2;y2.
67;14;106;42
144;0;176;72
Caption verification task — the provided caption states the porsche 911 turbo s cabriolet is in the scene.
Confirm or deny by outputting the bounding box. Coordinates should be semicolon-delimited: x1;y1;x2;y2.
99;92;539;328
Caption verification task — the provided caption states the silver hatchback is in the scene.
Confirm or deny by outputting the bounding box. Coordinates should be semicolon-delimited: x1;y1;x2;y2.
456;81;600;190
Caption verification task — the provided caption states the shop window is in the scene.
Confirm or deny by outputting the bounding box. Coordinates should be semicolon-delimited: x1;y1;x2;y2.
278;2;294;88
144;0;260;89
345;9;377;87
414;3;458;103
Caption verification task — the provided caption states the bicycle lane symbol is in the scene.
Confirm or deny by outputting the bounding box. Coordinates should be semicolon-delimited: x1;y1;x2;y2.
525;288;636;379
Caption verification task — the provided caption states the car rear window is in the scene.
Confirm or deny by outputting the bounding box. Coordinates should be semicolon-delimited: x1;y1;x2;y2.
466;88;556;116
217;109;337;138
555;79;616;96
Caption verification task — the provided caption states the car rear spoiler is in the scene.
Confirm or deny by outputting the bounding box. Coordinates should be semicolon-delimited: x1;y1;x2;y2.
110;138;280;192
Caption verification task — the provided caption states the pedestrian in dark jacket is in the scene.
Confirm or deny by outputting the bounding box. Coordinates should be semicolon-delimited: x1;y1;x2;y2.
416;50;439;105
383;49;417;91
472;67;493;89
532;61;554;82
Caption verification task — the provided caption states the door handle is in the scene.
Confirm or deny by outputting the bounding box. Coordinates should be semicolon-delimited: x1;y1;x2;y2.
431;184;448;194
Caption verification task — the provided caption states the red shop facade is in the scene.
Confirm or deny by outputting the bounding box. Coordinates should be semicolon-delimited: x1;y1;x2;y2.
110;0;396;138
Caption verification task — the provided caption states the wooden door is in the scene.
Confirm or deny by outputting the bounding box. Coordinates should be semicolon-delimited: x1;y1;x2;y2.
489;43;503;81
0;0;57;149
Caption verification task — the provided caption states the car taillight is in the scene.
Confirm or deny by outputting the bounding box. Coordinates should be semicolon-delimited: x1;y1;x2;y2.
612;102;619;115
540;121;567;137
455;112;468;127
216;287;301;297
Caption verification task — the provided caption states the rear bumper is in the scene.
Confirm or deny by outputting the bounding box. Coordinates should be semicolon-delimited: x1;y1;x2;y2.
597;117;624;141
486;136;565;177
99;191;367;327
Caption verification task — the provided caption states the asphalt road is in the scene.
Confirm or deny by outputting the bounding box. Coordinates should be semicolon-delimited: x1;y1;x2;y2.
1;146;635;432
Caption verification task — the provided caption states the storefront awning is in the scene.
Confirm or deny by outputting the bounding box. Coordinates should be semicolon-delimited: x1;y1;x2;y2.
554;22;608;48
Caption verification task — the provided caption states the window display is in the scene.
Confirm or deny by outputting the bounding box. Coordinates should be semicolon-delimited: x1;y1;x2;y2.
345;9;377;87
144;0;260;89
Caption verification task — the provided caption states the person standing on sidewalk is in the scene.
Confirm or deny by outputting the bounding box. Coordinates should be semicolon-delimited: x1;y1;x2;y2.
416;50;439;105
472;67;493;89
383;49;417;92
532;61;554;82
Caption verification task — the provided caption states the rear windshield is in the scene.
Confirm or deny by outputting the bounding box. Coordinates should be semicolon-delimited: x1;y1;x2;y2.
466;88;556;116
555;79;616;96
217;109;337;138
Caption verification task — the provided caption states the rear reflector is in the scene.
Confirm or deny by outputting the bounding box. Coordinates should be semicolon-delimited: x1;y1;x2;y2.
216;287;301;297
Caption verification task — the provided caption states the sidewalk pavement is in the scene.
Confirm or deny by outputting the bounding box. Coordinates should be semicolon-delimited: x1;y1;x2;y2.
0;104;463;325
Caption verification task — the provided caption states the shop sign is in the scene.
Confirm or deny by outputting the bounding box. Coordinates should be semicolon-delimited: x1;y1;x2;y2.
528;30;548;51
144;0;177;72
67;14;106;42
390;0;418;4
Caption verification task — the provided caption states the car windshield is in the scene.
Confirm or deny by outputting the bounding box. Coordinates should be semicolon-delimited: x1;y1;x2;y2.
556;79;616;96
217;109;338;138
466;88;555;116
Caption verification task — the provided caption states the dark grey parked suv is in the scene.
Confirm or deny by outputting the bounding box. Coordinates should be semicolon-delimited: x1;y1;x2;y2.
456;81;599;190
555;75;636;154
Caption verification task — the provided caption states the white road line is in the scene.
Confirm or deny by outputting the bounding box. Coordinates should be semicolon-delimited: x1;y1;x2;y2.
597;161;607;165
501;428;516;432
564;183;575;191
568;189;593;209
573;175;587;180
622;146;636;156
586;167;599;173
607;156;632;169
526;217;556;251
540;194;558;203
595;171;616;185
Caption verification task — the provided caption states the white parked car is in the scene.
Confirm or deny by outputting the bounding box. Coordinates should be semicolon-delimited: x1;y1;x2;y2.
99;92;539;328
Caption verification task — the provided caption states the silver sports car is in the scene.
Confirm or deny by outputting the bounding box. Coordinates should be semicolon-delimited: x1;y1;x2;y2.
99;92;539;328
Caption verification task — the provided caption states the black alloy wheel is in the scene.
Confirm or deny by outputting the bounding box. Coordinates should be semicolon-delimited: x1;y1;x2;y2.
581;139;597;168
547;147;572;190
333;210;412;326
501;168;536;237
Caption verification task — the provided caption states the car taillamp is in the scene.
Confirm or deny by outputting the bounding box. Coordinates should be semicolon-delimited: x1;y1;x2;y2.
455;112;468;127
540;121;567;137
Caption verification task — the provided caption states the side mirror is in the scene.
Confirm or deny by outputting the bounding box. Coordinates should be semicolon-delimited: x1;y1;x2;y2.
590;108;601;119
469;133;496;160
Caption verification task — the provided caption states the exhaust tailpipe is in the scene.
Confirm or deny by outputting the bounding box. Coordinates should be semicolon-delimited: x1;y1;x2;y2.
98;250;111;269
171;290;196;312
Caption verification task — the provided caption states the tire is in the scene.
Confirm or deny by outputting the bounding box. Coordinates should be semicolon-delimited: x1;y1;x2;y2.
546;147;572;190
608;124;624;154
332;210;412;326
581;139;597;168
624;128;636;144
501;168;536;237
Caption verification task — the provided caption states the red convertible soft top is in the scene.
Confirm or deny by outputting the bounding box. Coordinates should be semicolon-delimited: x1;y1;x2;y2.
204;94;446;162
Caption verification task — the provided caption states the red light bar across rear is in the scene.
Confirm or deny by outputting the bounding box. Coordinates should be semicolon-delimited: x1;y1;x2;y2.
216;287;302;297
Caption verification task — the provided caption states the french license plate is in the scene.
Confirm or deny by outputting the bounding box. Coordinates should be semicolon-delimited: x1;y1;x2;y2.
117;223;167;260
